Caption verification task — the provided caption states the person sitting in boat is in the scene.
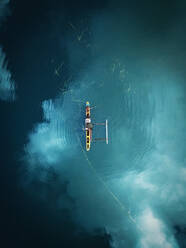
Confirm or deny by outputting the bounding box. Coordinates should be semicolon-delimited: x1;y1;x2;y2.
85;121;93;131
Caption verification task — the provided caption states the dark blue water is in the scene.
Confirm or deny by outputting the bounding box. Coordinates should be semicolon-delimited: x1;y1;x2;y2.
1;0;186;247
24;52;186;247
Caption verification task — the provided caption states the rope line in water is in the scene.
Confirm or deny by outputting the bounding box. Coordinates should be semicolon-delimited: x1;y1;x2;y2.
76;133;142;232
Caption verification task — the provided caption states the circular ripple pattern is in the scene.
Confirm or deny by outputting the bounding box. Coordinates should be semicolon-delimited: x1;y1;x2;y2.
87;77;156;179
56;69;157;180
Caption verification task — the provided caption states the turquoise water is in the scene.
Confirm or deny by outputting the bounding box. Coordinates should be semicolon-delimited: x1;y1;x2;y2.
24;57;186;247
23;4;186;248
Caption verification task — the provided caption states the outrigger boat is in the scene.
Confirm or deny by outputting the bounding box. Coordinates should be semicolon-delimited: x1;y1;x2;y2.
85;101;108;151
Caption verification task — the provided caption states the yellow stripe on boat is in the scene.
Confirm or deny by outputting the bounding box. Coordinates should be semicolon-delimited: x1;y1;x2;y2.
86;129;91;151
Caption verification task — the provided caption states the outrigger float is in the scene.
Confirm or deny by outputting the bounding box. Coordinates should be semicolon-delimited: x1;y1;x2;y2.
85;101;108;151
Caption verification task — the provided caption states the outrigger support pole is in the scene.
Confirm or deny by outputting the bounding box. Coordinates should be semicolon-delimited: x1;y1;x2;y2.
106;119;108;144
93;120;108;144
93;123;105;125
94;138;106;141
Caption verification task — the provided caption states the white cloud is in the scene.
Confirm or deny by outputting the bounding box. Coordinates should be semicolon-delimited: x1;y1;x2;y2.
25;122;65;166
138;208;178;248
0;1;15;101
24;100;68;167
